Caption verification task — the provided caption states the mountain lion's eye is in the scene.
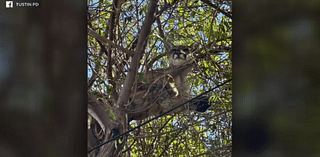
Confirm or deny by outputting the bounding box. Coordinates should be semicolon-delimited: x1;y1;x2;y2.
173;53;179;59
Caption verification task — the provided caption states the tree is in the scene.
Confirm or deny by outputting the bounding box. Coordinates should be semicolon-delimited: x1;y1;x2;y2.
87;0;232;156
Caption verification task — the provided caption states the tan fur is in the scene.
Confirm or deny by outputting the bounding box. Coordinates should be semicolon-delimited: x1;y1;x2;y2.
126;42;194;121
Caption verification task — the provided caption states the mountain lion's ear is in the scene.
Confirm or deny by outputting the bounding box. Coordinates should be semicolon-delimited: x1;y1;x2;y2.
164;42;174;51
189;42;200;52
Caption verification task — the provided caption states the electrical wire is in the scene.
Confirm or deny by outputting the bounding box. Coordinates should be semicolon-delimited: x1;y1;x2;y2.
88;79;232;153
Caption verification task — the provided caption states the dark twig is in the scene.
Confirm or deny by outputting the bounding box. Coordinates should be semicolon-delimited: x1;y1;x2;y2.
201;0;232;19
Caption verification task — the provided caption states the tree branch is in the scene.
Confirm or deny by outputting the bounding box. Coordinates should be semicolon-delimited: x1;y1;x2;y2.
201;0;232;19
106;0;121;102
88;93;118;132
88;28;135;56
116;0;159;108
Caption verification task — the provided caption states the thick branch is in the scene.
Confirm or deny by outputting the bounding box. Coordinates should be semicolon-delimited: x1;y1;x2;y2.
88;93;118;131
107;0;121;102
116;0;159;108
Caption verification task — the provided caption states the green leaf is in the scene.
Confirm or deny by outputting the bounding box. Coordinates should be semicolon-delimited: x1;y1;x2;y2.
110;110;116;121
191;11;196;18
169;19;174;25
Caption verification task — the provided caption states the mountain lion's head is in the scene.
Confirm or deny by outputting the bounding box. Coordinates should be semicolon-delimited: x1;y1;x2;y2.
164;42;193;66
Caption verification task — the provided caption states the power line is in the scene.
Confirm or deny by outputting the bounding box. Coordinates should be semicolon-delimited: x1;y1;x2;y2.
88;79;232;153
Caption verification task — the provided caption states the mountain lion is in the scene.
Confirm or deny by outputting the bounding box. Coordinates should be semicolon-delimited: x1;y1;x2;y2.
127;42;211;121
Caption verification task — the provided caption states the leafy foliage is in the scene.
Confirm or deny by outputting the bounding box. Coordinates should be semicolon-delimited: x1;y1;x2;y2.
88;0;232;156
